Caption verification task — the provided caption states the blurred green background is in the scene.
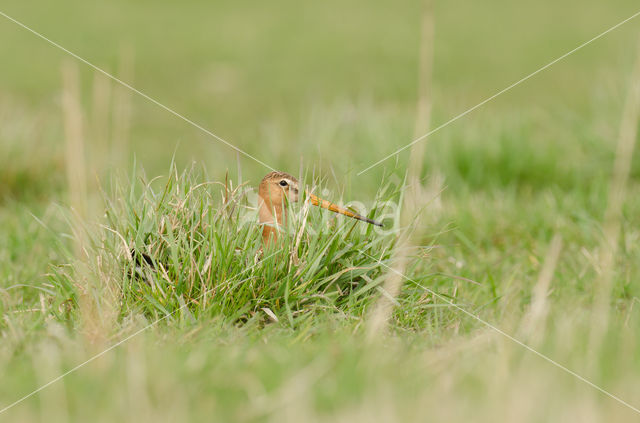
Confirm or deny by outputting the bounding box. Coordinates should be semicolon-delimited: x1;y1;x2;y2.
1;0;638;186
2;1;640;421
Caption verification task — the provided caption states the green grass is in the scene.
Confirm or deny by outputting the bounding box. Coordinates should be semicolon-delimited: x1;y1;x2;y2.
49;165;405;327
2;0;640;421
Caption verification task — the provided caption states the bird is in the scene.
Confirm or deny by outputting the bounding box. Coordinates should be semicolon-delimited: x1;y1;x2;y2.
258;171;382;244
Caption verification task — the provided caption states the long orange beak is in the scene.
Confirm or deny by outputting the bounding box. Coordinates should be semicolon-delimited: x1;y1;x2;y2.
307;193;383;227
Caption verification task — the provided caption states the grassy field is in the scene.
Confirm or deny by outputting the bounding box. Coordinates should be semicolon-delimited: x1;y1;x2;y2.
2;0;640;421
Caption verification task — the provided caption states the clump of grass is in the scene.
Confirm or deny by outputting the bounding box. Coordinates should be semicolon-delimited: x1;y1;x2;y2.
51;164;422;328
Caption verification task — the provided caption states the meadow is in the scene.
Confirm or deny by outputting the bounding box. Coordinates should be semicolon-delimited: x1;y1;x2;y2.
1;0;640;421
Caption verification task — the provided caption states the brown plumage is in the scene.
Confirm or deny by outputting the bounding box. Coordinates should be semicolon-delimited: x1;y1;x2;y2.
257;171;382;244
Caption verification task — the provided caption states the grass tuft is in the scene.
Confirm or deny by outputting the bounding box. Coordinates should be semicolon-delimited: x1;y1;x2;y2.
49;165;434;329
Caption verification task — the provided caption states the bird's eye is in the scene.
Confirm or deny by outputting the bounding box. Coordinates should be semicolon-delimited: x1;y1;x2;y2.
279;180;288;187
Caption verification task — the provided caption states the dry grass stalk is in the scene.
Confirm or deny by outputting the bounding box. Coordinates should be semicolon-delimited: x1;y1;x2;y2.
405;0;436;219
112;46;134;165
62;61;119;347
407;0;434;184
518;234;563;346
588;40;640;363
90;70;112;176
366;238;411;339
367;0;434;339
61;61;88;222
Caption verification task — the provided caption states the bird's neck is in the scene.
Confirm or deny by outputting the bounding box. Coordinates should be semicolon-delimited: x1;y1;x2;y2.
259;196;286;244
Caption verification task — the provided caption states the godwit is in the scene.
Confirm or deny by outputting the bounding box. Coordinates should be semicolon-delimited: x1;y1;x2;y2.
257;171;382;244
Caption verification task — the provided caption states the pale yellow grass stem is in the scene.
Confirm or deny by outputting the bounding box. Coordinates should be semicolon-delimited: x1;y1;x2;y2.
112;46;134;165
367;0;434;339
90;70;112;177
518;234;563;346
588;40;640;364
61;61;88;222
62;61;119;347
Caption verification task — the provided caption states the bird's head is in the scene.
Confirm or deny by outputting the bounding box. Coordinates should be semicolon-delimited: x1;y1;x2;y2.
258;171;300;207
257;170;382;230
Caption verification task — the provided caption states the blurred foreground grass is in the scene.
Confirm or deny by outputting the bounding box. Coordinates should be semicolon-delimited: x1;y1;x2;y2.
1;0;640;421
